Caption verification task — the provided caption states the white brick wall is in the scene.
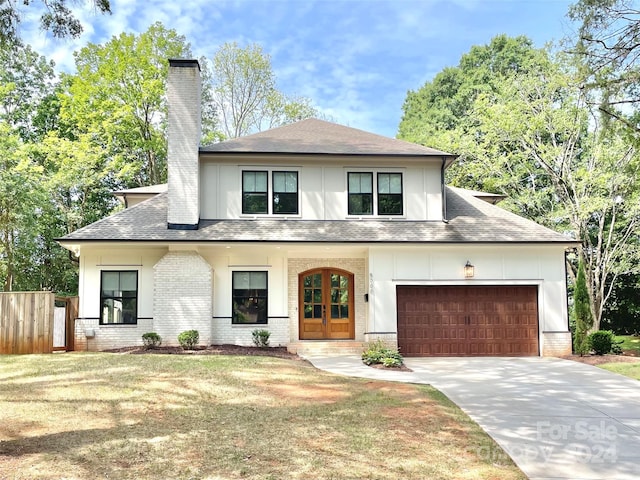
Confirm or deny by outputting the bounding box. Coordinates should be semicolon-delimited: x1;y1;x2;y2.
211;317;289;347
74;317;154;351
167;60;201;227
287;258;366;342
542;331;572;357
153;251;212;346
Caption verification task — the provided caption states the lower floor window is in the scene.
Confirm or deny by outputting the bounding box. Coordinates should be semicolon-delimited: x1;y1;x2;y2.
232;271;268;324
100;271;138;324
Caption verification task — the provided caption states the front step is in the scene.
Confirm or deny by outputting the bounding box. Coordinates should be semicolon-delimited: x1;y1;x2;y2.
288;340;364;357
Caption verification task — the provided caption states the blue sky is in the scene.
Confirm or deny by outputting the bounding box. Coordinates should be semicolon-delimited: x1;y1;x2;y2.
23;0;576;138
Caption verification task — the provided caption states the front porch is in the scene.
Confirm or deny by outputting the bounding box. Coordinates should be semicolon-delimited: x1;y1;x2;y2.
287;340;365;356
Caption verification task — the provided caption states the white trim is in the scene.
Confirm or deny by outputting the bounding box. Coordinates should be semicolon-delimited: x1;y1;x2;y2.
391;279;544;285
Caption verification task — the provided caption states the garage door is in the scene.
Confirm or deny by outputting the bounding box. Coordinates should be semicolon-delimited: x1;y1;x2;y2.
397;286;539;356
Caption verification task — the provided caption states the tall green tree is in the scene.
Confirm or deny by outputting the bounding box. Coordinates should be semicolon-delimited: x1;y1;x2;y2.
0;0;111;46
602;273;640;334
398;35;542;150
0;42;56;140
60;22;203;187
0;42;61;291
568;0;640;135
467;56;639;330
398;37;640;330
574;259;594;355
210;42;319;139
0;122;44;291
25;131;116;293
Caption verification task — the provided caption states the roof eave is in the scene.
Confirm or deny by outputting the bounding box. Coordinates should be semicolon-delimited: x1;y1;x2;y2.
198;147;459;160
57;238;578;246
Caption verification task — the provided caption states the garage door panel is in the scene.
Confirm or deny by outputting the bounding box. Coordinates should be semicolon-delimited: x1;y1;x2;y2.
397;286;539;357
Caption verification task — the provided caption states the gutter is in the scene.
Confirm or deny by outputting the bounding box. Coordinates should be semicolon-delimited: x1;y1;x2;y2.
441;157;448;223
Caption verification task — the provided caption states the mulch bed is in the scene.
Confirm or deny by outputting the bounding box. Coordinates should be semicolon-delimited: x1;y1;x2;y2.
102;344;415;370
103;344;640;369
562;353;640;366
103;344;303;360
369;363;413;372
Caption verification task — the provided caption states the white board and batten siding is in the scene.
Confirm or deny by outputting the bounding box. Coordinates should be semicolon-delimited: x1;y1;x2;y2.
199;159;443;221
367;244;570;355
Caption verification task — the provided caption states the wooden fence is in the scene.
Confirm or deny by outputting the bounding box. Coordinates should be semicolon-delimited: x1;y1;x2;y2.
0;292;55;354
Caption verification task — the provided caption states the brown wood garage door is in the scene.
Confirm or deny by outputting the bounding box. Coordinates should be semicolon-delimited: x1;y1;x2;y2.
397;286;539;356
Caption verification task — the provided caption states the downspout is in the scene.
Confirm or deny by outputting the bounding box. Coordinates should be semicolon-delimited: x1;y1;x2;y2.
441;157;448;223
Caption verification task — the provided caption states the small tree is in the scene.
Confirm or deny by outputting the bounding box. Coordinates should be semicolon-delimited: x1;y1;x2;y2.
573;259;594;355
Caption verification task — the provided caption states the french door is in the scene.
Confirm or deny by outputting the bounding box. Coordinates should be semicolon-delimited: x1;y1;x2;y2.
299;268;354;340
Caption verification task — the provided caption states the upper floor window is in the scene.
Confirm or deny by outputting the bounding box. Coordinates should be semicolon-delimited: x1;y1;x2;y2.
348;171;403;216
242;171;268;214
242;170;299;215
348;172;373;215
100;271;138;325
377;173;403;215
273;171;298;214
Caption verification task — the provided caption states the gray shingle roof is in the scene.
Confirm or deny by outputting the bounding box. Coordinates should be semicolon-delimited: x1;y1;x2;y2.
59;187;573;244
200;118;455;157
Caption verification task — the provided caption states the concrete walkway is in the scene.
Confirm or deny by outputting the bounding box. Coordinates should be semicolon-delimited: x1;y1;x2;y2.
306;355;640;480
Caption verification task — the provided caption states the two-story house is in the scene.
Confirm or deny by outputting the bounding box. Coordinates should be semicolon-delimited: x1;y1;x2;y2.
59;59;574;357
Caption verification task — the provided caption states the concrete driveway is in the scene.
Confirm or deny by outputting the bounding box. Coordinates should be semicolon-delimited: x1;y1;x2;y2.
306;356;640;480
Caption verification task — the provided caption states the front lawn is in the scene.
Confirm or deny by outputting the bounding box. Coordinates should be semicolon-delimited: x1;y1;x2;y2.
615;334;640;356
0;353;524;480
599;362;640;380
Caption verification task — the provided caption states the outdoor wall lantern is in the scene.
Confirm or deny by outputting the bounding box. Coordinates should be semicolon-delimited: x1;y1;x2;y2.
464;261;475;278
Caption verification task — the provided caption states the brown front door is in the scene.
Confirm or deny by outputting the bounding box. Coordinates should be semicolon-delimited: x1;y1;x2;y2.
299;269;355;340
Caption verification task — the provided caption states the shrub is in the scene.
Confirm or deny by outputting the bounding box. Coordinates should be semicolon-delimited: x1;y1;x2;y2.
381;355;403;368
588;330;615;355
611;340;624;355
178;330;199;350
141;332;162;349
252;329;271;348
362;339;404;367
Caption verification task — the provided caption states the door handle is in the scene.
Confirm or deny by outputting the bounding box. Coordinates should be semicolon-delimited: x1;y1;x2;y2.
322;305;327;325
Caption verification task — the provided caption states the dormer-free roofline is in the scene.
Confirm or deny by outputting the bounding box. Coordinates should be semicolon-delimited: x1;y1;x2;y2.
199;118;457;165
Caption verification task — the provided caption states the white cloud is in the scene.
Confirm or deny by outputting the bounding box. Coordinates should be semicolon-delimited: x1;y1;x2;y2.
18;0;574;137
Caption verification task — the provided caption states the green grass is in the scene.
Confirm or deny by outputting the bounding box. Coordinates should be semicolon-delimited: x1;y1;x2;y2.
615;335;640;355
599;362;640;380
0;353;525;480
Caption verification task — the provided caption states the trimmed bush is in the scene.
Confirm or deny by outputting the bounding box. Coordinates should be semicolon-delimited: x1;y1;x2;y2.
362;339;404;367
252;329;271;348
141;332;162;349
588;330;615;355
178;330;199;350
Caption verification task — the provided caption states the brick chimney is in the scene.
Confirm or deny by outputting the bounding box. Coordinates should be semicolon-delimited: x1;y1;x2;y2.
167;59;201;230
